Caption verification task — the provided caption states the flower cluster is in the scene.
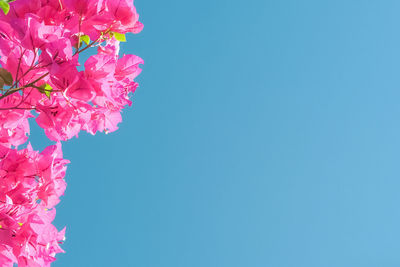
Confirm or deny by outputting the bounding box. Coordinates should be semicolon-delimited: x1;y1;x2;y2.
0;143;67;266
0;0;143;265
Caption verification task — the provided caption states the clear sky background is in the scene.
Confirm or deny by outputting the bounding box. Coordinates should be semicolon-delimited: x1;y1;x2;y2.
27;0;400;266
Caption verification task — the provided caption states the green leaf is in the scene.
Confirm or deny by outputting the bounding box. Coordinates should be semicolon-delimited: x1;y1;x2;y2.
44;90;51;98
81;34;90;45
0;0;10;15
0;68;13;85
113;32;126;42
40;83;53;98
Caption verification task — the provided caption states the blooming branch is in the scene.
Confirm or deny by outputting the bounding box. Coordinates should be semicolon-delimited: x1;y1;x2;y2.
0;0;143;265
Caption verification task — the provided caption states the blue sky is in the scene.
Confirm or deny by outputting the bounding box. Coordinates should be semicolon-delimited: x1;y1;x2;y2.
27;0;400;266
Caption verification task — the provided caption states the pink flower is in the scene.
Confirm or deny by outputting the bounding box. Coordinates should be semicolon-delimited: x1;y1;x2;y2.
0;144;68;265
0;95;33;148
115;54;143;81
